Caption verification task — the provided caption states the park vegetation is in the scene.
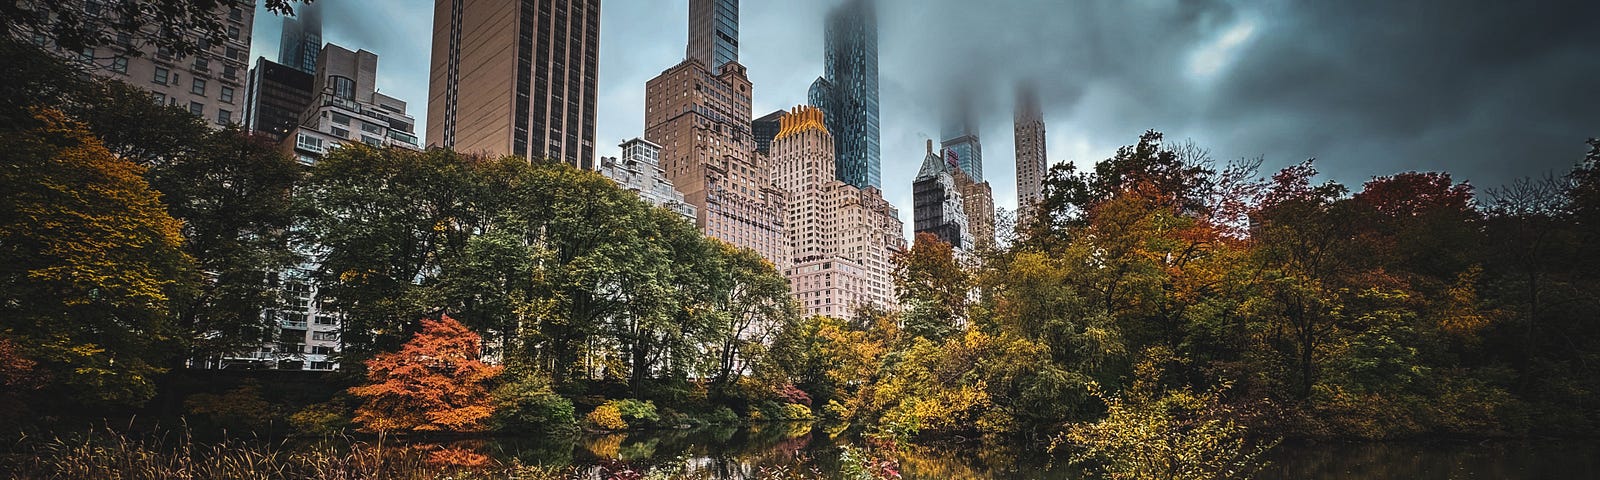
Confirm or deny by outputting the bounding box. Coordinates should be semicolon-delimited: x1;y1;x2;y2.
4;33;1600;478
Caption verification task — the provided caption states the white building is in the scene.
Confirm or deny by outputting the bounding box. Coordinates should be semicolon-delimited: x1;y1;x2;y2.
286;44;420;165
599;138;698;221
770;106;904;317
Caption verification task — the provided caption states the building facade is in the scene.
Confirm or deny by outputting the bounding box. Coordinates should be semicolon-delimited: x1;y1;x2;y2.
599;138;698;221
751;109;785;156
770;107;903;317
687;0;738;73
427;0;601;168
645;59;788;269
952;169;995;249
806;0;880;189
1014;83;1048;222
277;0;322;74
941;99;984;182
285;44;421;165
913;140;974;252
25;1;255;129
243;57;314;143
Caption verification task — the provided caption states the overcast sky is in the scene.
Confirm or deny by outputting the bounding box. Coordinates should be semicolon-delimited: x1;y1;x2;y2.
251;0;1599;226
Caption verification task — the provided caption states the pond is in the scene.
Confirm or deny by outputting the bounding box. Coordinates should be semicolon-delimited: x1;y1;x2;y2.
369;424;1600;479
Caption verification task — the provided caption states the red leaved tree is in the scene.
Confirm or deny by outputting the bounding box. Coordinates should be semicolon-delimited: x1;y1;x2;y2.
349;315;503;432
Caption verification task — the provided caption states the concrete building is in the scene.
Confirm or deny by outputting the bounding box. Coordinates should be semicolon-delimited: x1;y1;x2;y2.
752;109;785;156
277;0;322;74
770;106;903;316
285;44;420;165
26;0;255;129
952;168;996;250
1015;83;1048;223
427;0;601;168
243;58;314;143
807;0;880;189
687;0;738;73
913;140;975;252
645;59;786;269
599;138;698;221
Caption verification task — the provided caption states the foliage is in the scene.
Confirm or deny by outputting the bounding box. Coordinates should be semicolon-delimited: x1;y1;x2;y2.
290;401;353;437
184;382;282;433
349;315;503;432
3;0;306;58
1057;351;1277;480
0;108;190;408
586;403;628;431
490;374;577;433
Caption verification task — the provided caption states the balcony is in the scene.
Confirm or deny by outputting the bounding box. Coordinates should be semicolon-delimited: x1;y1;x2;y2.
279;319;308;329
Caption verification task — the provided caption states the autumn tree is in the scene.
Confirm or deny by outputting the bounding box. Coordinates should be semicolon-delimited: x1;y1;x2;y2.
350;315;503;433
4;0;308;59
0;108;191;407
892;233;972;341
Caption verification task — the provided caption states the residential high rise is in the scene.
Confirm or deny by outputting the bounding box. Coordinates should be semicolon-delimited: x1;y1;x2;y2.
1015;83;1048;222
687;0;738;73
25;1;255;129
277;0;322;74
243;57;314;143
427;0;601;168
285;44;420;165
952;169;995;249
752;109;785;156
771;106;903;316
913;140;974;251
645;1;787;269
807;0;880;189
598;138;698;221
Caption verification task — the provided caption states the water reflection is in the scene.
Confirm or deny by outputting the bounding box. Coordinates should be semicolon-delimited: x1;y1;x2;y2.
380;425;1596;479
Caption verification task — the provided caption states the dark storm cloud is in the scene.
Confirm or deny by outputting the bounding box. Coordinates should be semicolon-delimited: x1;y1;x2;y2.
253;0;1600;224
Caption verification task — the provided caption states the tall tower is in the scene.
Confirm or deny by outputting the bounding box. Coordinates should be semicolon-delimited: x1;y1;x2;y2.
278;1;322;74
807;0;880;189
1014;83;1048;221
771;106;903;316
427;0;601;169
645;1;788;269
913;139;974;252
687;0;738;73
941;93;983;181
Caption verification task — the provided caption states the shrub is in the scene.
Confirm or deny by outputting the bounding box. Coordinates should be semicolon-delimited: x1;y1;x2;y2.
704;406;740;425
491;376;576;433
290;401;352;437
586;403;627;431
781;403;814;421
822;400;853;422
184;382;281;433
612;398;661;426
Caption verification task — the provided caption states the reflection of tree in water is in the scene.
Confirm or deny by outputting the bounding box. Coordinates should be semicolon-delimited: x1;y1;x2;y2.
1262;442;1600;480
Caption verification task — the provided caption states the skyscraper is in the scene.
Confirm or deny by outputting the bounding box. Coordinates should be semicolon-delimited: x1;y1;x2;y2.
427;0;601;169
687;0;738;73
278;0;323;74
941;94;984;181
243;57;314;143
807;0;880;189
913;140;974;252
771;106;903;316
1014;83;1048;222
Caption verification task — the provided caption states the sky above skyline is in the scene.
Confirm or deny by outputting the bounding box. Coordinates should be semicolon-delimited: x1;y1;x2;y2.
251;0;1599;228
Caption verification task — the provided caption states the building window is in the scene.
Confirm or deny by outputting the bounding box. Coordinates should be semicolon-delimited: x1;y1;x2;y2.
223;65;237;80
296;133;324;152
309;361;333;370
311;331;338;341
226;46;242;61
227;25;241;40
229;7;243;21
189;102;203;116
151;92;165;105
191;78;206;95
216;109;230;124
361;122;382;134
79;47;94;62
110;56;128;74
330;126;349;138
310;346;334;355
361;135;382;147
330;76;356;101
219;86;234;103
192;56;209;73
331;112;351;125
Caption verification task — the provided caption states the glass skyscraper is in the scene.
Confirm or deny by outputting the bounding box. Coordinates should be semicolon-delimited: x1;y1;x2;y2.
688;0;738;72
808;0;880;189
277;1;322;75
941;95;984;182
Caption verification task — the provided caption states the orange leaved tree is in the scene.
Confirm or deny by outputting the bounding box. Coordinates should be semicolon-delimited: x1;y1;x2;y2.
349;315;503;432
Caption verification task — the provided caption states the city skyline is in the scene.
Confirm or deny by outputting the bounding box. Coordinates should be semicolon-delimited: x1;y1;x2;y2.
250;0;1600;241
